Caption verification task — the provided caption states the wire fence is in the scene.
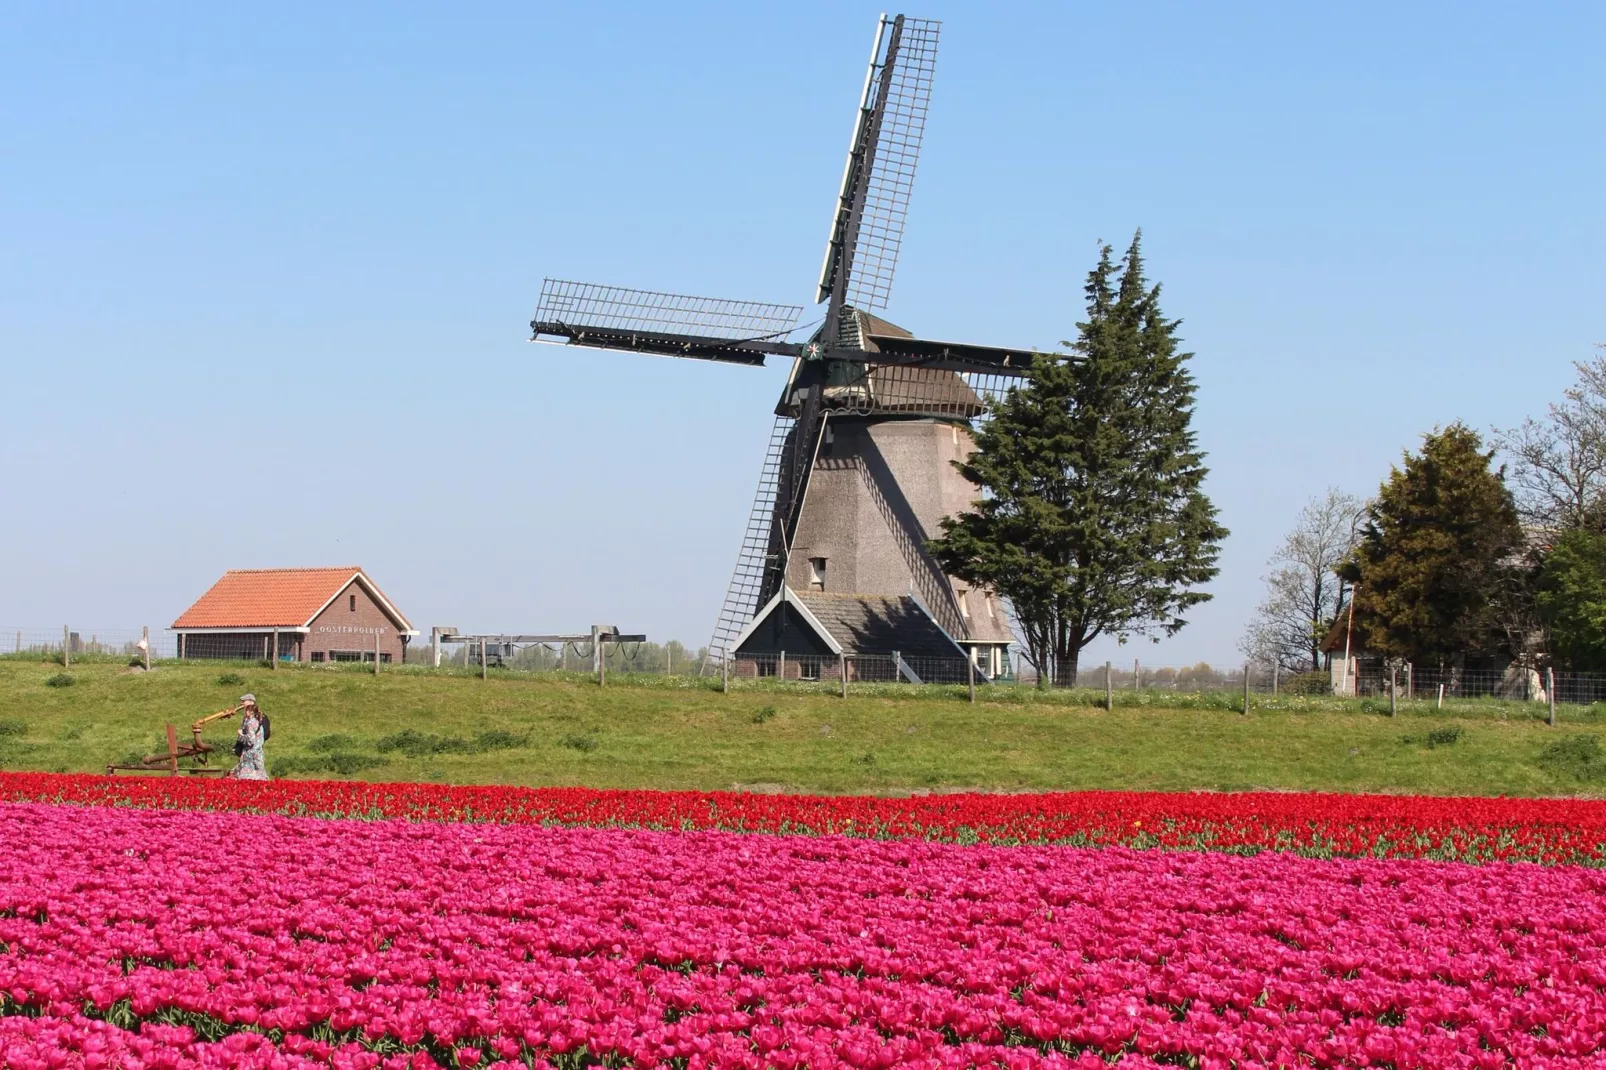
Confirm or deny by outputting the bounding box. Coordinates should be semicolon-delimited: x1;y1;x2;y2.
0;627;175;662
729;653;984;685
7;625;1606;707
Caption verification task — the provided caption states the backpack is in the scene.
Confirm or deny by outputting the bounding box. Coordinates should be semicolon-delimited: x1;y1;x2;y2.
260;714;272;742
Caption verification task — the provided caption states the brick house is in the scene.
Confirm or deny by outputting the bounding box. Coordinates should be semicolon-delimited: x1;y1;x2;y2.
171;567;418;664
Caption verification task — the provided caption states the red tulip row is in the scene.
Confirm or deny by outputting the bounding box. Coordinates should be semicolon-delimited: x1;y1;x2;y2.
1;771;1604;864
3;800;1605;1069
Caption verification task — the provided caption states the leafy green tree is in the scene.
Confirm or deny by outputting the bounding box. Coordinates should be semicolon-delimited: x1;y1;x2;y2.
1538;528;1606;671
1343;424;1523;665
930;232;1226;686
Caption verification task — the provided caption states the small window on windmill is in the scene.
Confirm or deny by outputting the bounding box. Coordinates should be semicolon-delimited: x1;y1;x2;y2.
349;594;356;612
809;557;827;590
821;424;835;457
985;594;996;619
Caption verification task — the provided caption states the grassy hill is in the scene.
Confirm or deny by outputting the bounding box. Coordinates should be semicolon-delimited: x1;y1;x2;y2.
1;658;1602;796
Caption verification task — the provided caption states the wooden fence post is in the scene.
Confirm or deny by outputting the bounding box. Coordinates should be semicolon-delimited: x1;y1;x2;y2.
1105;661;1113;711
63;625;70;668
1271;662;1278;696
779;650;787;682
1406;662;1413;700
841;655;848;699
373;631;380;675
1389;662;1398;717
272;628;280;671
1437;683;1445;709
723;653;730;694
1242;663;1250;715
1133;658;1140;691
480;639;488;681
968;652;976;704
892;650;900;683
142;626;151;672
1548;666;1557;727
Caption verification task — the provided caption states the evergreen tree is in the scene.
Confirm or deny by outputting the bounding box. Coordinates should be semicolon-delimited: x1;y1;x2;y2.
1343;424;1523;665
1538;528;1606;671
929;232;1226;686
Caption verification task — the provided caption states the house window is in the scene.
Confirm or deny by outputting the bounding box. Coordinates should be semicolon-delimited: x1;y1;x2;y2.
798;660;820;680
809;557;827;590
349;594;356;612
757;659;777;678
330;650;364;662
310;651;325;663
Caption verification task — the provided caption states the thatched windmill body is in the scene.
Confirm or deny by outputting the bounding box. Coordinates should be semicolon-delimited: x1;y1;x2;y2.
532;15;1034;676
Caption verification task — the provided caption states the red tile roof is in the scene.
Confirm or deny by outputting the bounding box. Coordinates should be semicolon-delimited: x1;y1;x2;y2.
171;568;412;631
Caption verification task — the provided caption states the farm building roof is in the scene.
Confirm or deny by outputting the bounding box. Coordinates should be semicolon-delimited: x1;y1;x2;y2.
171;567;414;632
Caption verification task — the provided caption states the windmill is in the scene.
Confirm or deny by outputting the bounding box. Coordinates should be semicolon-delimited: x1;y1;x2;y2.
531;15;1036;677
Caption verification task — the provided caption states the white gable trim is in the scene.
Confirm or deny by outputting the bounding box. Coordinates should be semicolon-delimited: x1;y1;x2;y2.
728;586;843;656
305;572;419;636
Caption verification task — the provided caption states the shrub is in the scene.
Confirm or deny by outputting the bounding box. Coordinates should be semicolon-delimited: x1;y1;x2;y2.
45;674;74;688
752;705;778;724
216;672;244;687
560;734;599;753
1426;725;1463;748
272;753;390;778
1537;734;1606;780
374;730;528;758
1283;672;1332;696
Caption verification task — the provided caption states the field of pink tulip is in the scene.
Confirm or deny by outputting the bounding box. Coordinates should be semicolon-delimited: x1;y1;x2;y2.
3;798;1605;1069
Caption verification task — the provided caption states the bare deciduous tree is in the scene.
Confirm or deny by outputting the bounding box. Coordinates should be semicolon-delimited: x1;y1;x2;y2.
1239;488;1364;674
1494;348;1606;531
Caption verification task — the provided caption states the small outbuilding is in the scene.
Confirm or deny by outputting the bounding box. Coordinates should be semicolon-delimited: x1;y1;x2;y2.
171;567;418;664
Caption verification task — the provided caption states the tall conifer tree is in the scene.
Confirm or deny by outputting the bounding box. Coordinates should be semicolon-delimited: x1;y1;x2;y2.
930;232;1226;685
1343;423;1523;665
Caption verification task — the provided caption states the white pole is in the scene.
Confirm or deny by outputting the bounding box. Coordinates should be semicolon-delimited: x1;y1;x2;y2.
142;626;151;672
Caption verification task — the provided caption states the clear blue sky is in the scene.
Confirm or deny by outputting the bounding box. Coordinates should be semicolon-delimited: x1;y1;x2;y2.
3;1;1602;666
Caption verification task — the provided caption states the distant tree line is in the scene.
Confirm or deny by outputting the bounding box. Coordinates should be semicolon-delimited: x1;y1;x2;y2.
1242;345;1606;675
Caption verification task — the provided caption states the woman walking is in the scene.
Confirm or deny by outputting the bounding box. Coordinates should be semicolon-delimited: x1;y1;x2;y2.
229;693;269;780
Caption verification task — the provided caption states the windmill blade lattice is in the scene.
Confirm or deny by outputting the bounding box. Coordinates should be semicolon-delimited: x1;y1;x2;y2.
533;279;803;342
825;17;940;313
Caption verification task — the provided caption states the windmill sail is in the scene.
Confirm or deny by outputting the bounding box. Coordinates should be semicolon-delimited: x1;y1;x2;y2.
815;16;940;314
532;279;804;365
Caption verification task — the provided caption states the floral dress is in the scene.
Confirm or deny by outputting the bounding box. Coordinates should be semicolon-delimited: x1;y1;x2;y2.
230;711;268;780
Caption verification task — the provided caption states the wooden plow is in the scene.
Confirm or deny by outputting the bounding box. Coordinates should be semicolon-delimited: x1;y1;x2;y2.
106;706;238;776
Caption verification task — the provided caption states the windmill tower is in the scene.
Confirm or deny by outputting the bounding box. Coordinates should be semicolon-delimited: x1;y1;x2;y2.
531;15;1036;677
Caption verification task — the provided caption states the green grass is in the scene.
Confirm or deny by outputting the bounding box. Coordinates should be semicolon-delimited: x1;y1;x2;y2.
0;659;1603;796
